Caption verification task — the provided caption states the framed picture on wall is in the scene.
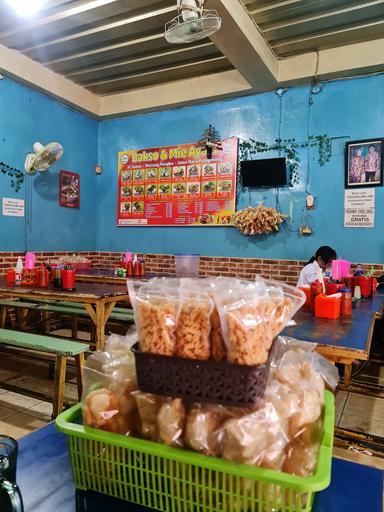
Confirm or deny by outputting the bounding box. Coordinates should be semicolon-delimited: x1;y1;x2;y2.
60;170;80;208
345;139;383;188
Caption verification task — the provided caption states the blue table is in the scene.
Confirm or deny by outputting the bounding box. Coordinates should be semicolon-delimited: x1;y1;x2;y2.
283;294;384;384
16;423;383;512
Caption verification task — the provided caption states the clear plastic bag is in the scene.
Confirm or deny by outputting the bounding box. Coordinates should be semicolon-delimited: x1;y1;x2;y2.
184;404;232;455
128;280;180;355
214;278;305;365
158;398;186;447
176;283;214;360
220;402;289;469
132;391;164;441
82;332;138;435
272;336;339;391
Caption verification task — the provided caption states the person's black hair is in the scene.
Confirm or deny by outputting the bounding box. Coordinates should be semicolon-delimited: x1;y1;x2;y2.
307;246;337;266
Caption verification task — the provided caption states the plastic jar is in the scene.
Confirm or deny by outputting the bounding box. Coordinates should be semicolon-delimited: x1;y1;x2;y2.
340;288;352;316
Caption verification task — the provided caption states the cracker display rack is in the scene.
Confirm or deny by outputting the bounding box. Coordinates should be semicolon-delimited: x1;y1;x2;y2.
132;341;275;407
56;391;334;512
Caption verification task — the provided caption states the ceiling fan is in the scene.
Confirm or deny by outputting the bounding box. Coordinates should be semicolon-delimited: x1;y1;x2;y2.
165;0;221;44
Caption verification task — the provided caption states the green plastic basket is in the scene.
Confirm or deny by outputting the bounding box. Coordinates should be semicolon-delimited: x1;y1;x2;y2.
56;391;334;512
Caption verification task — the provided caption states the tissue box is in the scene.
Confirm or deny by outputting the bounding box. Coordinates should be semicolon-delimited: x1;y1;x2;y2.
315;293;341;319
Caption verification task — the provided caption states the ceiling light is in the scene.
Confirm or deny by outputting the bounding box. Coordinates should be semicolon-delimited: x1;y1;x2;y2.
7;0;46;17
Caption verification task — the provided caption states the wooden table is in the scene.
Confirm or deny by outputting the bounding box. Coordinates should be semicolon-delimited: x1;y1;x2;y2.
76;268;170;284
0;279;130;350
283;294;384;385
17;422;383;512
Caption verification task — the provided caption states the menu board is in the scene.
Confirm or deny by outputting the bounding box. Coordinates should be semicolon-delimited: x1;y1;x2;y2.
117;137;238;226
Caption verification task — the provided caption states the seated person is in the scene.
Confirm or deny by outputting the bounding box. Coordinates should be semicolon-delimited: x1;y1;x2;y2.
297;246;337;288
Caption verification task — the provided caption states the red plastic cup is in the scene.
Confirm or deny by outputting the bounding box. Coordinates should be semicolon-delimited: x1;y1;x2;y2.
62;269;76;290
358;276;372;298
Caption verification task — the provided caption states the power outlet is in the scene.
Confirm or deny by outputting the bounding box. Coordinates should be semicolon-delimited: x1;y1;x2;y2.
306;195;315;209
300;225;313;236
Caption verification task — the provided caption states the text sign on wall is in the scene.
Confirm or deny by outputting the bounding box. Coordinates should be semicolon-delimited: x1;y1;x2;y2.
117;138;238;226
344;188;375;228
2;197;25;217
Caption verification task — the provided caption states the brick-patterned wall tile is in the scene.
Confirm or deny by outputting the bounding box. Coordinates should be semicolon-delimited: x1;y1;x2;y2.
1;251;384;283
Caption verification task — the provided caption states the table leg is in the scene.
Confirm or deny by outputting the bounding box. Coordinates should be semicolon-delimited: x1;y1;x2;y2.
344;364;352;386
16;308;28;330
84;302;117;351
95;302;104;351
0;306;6;328
42;310;49;334
71;317;78;339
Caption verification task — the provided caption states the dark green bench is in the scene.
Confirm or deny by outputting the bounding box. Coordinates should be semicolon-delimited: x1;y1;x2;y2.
0;328;88;419
0;299;134;339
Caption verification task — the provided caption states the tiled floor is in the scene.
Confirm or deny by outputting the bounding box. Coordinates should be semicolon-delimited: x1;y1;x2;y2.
0;388;50;438
335;388;384;436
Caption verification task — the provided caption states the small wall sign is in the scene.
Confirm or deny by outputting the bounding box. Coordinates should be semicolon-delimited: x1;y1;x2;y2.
344;188;375;228
2;197;25;217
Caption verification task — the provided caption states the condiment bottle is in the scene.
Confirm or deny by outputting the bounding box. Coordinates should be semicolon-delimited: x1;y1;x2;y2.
6;269;16;285
37;265;49;287
310;280;323;312
15;258;23;286
340;288;352;316
53;268;62;289
126;260;133;277
355;264;364;276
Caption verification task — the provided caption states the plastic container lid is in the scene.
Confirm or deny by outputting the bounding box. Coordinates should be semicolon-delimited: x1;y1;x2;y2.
340;288;350;293
174;253;200;256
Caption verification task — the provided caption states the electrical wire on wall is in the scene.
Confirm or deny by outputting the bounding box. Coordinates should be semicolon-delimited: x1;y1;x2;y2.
24;173;32;252
275;88;300;234
305;51;322;196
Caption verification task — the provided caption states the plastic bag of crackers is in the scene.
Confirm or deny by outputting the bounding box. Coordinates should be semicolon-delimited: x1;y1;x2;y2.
82;336;338;489
127;276;305;365
82;331;139;435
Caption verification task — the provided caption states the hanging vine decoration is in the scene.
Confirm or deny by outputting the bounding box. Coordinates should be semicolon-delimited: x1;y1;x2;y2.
238;134;332;188
0;162;24;192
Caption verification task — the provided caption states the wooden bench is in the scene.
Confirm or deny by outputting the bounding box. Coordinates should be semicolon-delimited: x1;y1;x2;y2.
0;328;88;419
0;299;134;338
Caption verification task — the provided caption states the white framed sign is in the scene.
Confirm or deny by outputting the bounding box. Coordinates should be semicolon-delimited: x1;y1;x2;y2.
344;188;375;228
2;197;25;217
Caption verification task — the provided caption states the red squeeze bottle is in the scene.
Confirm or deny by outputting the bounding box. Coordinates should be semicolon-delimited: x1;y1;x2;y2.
340;288;352;316
310;280;323;312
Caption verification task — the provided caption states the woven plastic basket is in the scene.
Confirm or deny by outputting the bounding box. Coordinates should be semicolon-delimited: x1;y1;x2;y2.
132;342;274;406
56;391;334;512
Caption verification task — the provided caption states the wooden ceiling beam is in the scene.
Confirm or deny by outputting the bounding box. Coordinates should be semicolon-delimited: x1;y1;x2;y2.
208;0;279;90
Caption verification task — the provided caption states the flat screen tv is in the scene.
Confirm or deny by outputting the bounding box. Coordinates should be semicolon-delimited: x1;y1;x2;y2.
240;157;287;187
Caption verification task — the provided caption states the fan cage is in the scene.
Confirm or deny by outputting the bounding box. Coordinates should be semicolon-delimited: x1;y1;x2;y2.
165;10;221;43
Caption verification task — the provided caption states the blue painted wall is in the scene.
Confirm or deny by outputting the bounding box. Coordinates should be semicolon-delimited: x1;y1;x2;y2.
2;73;384;262
97;73;384;263
0;78;98;251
